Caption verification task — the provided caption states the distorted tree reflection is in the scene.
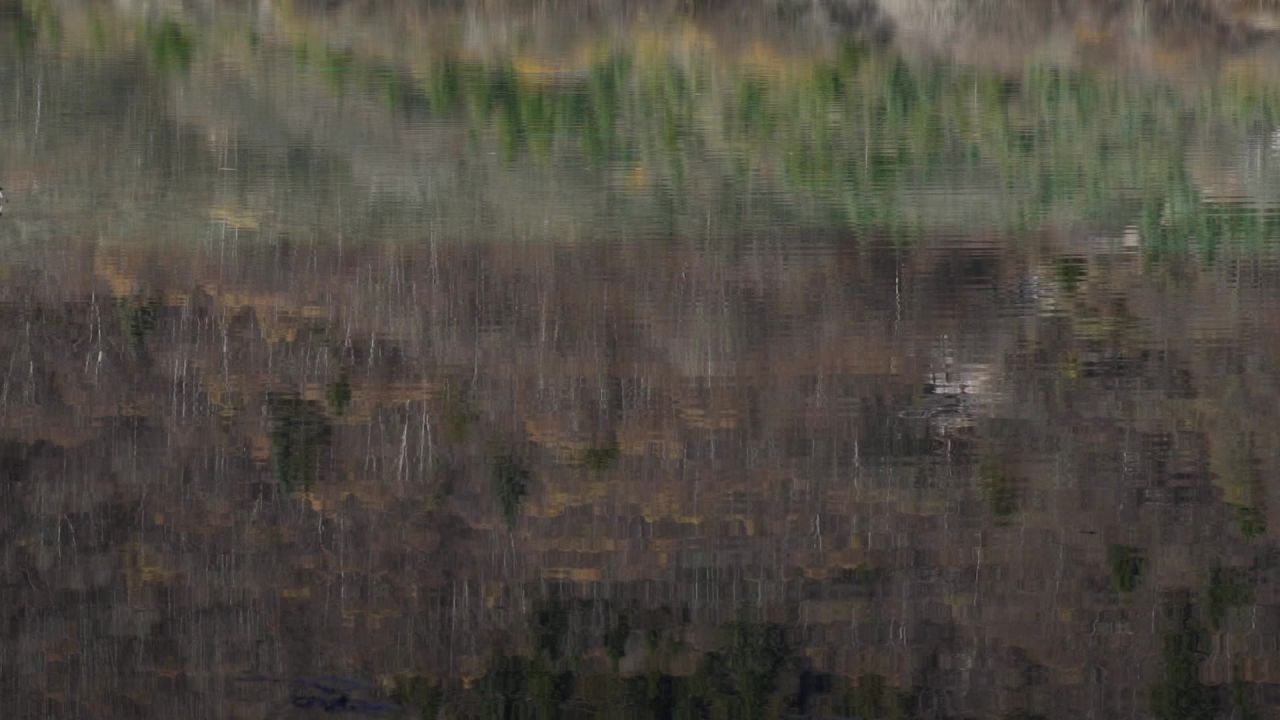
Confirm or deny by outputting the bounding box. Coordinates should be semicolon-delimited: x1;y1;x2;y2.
326;373;352;416
116;297;159;352
1209;382;1270;541
492;454;530;527
1150;602;1214;720
147;21;194;72
979;458;1018;525
1206;566;1253;631
604;613;630;667
1106;545;1145;594
580;445;621;472
704;622;792;720
389;674;443;720
267;393;332;491
440;613;916;718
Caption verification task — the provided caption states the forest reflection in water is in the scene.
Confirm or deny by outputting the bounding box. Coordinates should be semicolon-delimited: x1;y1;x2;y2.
2;0;1280;718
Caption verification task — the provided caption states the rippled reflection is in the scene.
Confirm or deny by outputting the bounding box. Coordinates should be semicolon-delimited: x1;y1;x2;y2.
2;1;1280;718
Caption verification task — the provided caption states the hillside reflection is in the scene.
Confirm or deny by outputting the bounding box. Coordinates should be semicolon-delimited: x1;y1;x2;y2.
2;1;1280;718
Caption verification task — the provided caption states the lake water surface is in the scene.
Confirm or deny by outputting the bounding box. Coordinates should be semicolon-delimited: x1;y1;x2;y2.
3;1;1280;717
